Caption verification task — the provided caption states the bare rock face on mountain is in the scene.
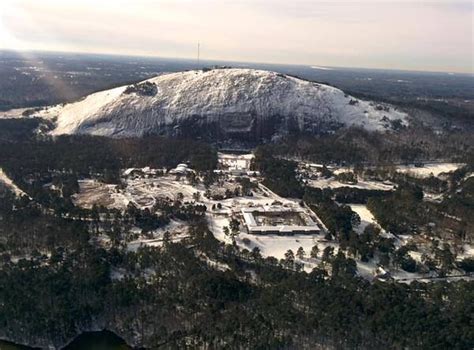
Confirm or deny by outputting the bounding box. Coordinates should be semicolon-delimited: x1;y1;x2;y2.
45;68;408;143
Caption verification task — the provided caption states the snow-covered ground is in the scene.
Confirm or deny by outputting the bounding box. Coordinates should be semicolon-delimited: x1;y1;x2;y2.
0;108;28;119
72;180;123;209
206;184;383;276
0;168;26;196
77;173;331;273
310;178;394;190
73;176;201;210
71;170;472;283
423;192;444;203
71;174;411;280
350;204;379;234
349;204;398;240
395;163;464;177
239;233;335;269
459;244;474;260
127;219;190;252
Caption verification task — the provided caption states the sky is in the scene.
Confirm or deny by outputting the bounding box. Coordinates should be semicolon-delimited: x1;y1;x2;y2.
0;0;472;73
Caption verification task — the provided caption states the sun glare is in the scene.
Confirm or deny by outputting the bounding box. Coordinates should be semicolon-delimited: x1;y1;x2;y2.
0;2;16;49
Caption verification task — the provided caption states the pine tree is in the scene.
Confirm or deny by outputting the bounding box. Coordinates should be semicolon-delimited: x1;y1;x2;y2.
310;244;320;259
296;246;305;260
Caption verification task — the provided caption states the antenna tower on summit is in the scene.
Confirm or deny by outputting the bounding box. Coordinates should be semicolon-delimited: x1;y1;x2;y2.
197;42;200;66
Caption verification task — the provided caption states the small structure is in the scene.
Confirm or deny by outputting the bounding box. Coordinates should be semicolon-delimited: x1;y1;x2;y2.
241;205;321;235
373;267;392;281
169;163;194;175
123;167;163;179
218;153;257;175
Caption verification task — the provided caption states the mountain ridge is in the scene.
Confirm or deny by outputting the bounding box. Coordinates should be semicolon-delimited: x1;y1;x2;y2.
42;68;408;141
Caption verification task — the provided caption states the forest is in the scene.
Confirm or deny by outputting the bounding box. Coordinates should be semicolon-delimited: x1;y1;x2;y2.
252;144;473;276
255;127;473;165
1;190;472;349
0;123;472;349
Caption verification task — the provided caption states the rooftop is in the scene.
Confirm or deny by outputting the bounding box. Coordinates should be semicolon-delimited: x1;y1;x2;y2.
241;205;320;235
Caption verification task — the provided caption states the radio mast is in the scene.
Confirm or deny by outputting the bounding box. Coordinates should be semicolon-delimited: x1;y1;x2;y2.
197;42;200;66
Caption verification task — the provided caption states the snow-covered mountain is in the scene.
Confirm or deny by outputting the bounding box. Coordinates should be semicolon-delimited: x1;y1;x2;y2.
44;68;408;141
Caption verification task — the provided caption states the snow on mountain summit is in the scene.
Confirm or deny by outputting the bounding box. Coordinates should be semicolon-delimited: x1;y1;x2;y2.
46;68;408;140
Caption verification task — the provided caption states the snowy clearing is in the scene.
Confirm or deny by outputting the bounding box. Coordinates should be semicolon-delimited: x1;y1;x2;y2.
309;178;394;190
0;108;29;119
72;176;201;210
350;204;379;234
396;163;464;177
0;168;26;196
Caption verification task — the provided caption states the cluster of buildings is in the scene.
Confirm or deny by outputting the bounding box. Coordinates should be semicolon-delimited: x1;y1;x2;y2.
123;167;163;179
121;154;325;238
122;164;194;179
217;153;260;176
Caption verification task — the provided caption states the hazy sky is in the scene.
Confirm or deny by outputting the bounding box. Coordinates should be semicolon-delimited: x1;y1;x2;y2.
1;0;472;73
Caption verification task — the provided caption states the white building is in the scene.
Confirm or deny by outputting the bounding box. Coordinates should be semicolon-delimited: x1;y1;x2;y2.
241;205;321;235
218;153;258;175
123;167;164;178
169;163;194;175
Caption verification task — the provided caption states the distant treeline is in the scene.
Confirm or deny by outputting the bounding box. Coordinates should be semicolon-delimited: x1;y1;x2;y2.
255;127;473;166
0;118;47;141
252;138;473;242
0;135;217;177
347;90;474;127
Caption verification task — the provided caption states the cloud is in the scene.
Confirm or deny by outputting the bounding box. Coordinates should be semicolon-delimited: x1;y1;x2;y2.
0;0;472;73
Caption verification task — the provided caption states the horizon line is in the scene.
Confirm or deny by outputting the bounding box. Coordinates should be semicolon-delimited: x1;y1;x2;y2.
1;47;473;76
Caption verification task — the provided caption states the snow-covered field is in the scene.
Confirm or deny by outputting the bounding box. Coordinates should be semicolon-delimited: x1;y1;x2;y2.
350;204;379;234
72;180;121;209
310;178;394;190
73;176;200;210
395;163;464;177
349;204;398;241
239;233;335;269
